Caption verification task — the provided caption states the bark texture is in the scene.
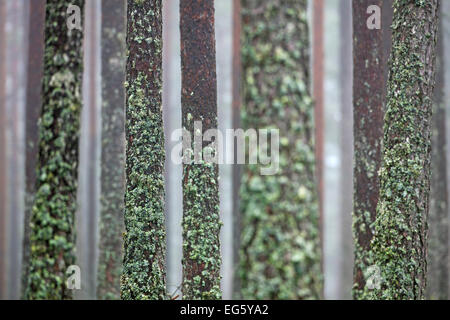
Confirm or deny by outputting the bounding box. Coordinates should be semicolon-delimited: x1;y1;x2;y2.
25;0;84;300
180;0;221;300
239;0;322;299
121;0;166;300
97;0;126;300
427;5;448;300
367;0;440;300
352;0;385;299
22;0;46;298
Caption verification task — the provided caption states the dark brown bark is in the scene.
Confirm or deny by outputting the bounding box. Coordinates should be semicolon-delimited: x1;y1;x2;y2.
180;0;221;300
121;0;166;300
369;0;439;299
352;0;385;299
21;0;46;298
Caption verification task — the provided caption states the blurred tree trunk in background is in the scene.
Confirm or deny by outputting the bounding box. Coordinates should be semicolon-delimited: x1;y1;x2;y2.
75;0;100;300
0;0;7;300
180;0;221;300
162;0;183;299
313;0;324;258
22;0;46;298
25;0;84;300
232;0;242;299
239;0;322;299
97;0;126;300
368;0;439;300
339;0;353;300
427;3;448;300
352;0;385;299
121;0;166;300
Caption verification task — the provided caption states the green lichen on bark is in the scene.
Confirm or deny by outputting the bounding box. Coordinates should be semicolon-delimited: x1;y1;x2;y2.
97;0;126;300
352;0;385;299
365;0;440;300
121;0;166;300
238;0;322;299
426;7;448;300
25;0;84;300
180;0;222;300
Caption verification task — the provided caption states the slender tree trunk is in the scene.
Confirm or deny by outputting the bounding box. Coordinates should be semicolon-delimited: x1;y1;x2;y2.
25;0;85;300
231;0;242;300
180;0;221;300
22;0;46;299
121;0;166;300
97;0;126;300
368;0;440;300
339;0;354;300
239;0;322;300
352;0;385;299
0;0;7;300
313;0;325;259
427;4;448;300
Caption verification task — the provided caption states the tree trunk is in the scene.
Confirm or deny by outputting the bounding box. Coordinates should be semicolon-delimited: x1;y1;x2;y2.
239;0;322;300
313;0;325;260
22;0;46;299
25;0;84;300
368;0;440;300
180;0;221;300
352;0;385;299
0;0;7;300
427;3;448;300
121;0;166;300
97;0;126;300
231;0;242;299
339;0;354;300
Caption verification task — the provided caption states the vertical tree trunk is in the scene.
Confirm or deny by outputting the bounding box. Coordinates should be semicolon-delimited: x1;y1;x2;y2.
97;0;126;300
180;0;221;300
0;0;7;300
22;0;46;299
313;0;325;258
427;3;448;300
25;0;85;300
339;0;354;300
369;0;440;300
121;0;166;300
239;0;322;300
231;0;242;299
352;0;385;299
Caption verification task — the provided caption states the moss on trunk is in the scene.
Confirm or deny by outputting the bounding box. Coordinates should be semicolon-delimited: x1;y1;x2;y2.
121;0;166;300
25;0;84;300
238;0;322;299
366;0;440;300
180;0;221;300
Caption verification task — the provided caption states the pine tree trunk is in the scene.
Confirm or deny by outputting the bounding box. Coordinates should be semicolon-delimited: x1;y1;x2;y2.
0;0;7;300
239;0;322;300
97;0;126;300
339;0;354;300
180;0;221;300
369;0;440;300
352;0;385;299
121;0;166;300
22;0;46;299
25;0;84;300
427;4;448;300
